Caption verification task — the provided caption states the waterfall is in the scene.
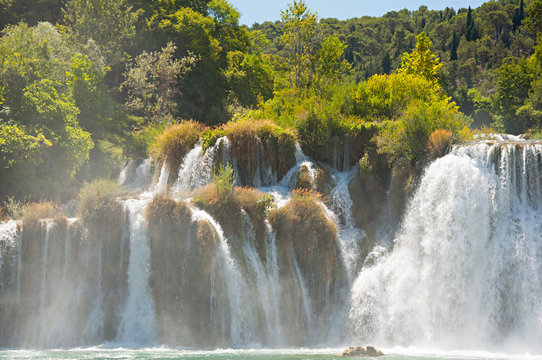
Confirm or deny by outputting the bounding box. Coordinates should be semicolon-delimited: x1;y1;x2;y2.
153;161;170;194
119;159;152;191
330;169;365;282
349;142;542;351
117;198;157;346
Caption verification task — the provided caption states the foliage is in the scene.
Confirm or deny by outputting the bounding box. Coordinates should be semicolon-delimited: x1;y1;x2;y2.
225;51;274;108
211;163;235;203
77;179;124;225
1;196;25;220
280;0;318;89
63;0;139;65
427;129;453;159
0;23;95;201
159;2;250;124
122;42;198;124
398;32;442;86
376;99;469;164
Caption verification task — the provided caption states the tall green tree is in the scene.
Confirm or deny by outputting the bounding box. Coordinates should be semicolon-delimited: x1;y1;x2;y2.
280;0;317;88
398;32;442;86
63;0;139;66
122;42;197;124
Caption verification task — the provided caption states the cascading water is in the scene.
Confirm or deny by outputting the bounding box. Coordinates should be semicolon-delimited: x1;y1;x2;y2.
3;136;542;354
117;198;157;346
349;141;542;352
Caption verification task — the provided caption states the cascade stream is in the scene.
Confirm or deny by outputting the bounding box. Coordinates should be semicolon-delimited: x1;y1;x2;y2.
0;138;541;352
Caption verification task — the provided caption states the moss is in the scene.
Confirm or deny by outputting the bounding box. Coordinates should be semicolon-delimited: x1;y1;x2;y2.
77;179;124;227
150;120;208;178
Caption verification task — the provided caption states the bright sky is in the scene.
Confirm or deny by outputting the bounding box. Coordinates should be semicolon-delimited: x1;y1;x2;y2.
230;0;488;26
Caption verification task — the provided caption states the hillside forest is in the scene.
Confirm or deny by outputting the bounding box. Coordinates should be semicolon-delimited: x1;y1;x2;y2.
0;0;541;206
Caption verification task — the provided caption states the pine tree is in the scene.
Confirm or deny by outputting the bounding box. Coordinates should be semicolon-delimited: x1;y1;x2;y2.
450;32;459;61
381;52;391;74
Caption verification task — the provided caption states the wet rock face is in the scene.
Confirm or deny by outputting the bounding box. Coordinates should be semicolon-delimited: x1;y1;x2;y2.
270;192;346;345
146;196;224;347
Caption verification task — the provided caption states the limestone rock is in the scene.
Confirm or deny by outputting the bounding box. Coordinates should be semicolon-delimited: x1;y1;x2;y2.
341;345;384;357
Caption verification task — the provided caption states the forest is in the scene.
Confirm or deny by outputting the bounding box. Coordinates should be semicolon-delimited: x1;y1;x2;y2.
0;0;540;206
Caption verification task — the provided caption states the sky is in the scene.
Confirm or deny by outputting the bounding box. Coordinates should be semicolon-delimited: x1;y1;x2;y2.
229;0;488;26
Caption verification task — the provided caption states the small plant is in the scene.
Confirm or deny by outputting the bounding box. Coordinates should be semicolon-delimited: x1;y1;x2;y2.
359;152;373;175
77;179;125;224
2;196;25;220
296;164;313;190
212;164;236;203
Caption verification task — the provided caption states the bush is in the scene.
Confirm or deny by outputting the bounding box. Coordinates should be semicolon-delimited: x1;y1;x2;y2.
150;120;208;172
22;201;62;228
77;179;124;225
377;99;470;165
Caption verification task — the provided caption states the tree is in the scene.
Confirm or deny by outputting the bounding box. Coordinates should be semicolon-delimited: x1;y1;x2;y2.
311;35;351;88
525;0;542;36
280;0;317;88
398;32;442;86
381;52;391;74
122;42;197;124
0;23;94;200
450;32;459;61
63;0;139;65
225;51;274;108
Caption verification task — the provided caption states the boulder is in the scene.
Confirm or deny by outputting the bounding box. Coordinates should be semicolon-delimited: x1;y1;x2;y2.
341;345;384;357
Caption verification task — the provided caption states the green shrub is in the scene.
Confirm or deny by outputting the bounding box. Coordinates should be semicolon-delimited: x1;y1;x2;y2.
77;179;125;225
212;164;236;203
377;99;470;165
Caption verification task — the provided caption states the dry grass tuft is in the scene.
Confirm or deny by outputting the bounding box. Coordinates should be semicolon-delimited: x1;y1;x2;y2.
203;119;297;184
151;120;208;172
22;201;62;228
146;194;192;229
77;179;125;226
427;129;452;159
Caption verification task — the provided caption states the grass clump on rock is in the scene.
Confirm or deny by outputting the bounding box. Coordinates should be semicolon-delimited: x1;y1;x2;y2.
150;120;208;174
268;189;343;343
201;119;297;184
22;201;63;229
192;164;273;252
77;179;124;226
